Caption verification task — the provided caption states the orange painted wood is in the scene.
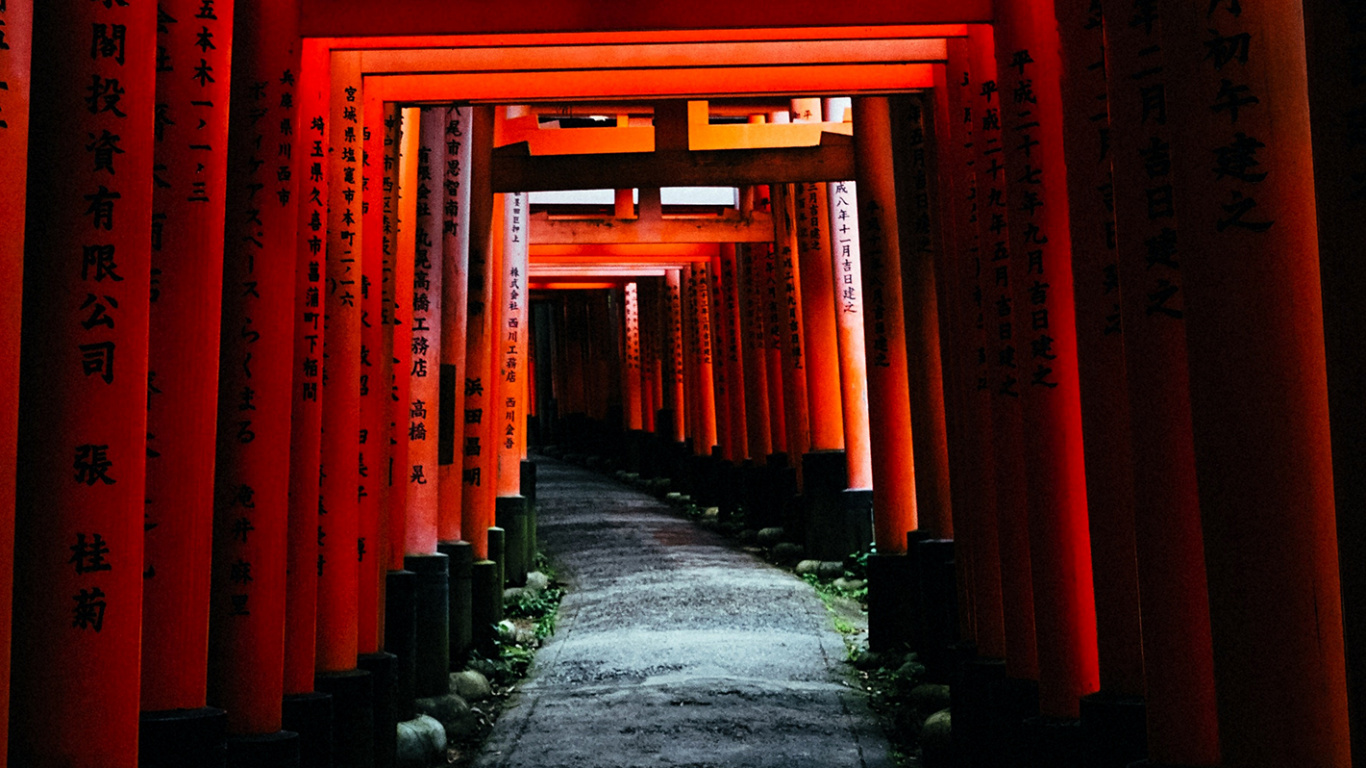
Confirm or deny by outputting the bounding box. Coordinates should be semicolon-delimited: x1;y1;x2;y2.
0;0;30;756
991;0;1100;717
851;96;918;553
771;183;811;475
141;0;235;713
1162;2;1349;765
406;107;445;554
664;269;687;443
1101;0;1219;749
315;49;364;674
285;37;330;695
209;0;300;734
460;107;498;556
968;24;1037;679
356;85;386;655
377;102;401;577
440;106;474;543
624;283;644;431
718;245;749;462
737;242;773;460
707;254;733;461
688;263;718;456
497;191;529;497
756;223;788;455
1053;0;1146;702
389;107;419;568
12;2;155;763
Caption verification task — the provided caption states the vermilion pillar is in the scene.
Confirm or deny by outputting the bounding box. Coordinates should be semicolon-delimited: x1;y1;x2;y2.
664;269;687;444
718;245;748;462
756;231;788;456
890;96;952;538
357;87;387;657
1053;0;1146;706
707;255;733;461
970;25;1037;681
407;108;445;555
378;103;400;575
1306;0;1366;759
737;244;772;460
13;2;155;764
770;183;811;475
497;191;529;497
624;283;644;432
639;281;661;433
851;97;918;553
316;49;362;674
209;0;299;737
142;0;234;719
1162;2;1349;765
822;102;873;493
992;0;1100;719
285;38;328;697
390;107;419;569
0;1;30;757
1100;0;1218;759
439;106;474;545
790;169;844;454
460;107;497;558
687;264;718;455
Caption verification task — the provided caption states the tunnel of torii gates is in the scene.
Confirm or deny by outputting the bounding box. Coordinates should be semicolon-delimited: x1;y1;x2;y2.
0;0;1364;767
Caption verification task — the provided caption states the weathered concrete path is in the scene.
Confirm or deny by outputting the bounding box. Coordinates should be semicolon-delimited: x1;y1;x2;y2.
475;458;893;768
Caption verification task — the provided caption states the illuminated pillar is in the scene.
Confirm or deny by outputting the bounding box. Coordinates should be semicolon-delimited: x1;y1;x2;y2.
495;190;530;587
718;245;748;463
13;2;154;765
1099;0;1218;762
687;263;718;457
407;108;445;557
708;253;733;464
756;196;788;458
140;4;234;755
770;182;810;483
737;243;772;461
208;0;300;760
0;1;28;759
664;269;687;444
1162;2;1349;765
624;283;644;432
850;97;918;553
1307;0;1366;760
461;107;498;559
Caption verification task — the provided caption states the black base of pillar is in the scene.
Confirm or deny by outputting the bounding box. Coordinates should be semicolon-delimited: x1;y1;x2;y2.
139;706;228;768
521;459;538;563
438;540;474;668
952;656;1006;768
487;526;507;601
315;669;374;768
866;552;917;651
915;538;958;683
993;677;1041;768
357;652;398;768
801;450;850;560
841;489;874;554
226;730;300;768
471;559;501;656
282;691;333;768
1079;691;1147;768
405;553;451;697
683;453;711;503
495;496;529;587
383;569;418;721
625;428;645;472
1022;716;1081;768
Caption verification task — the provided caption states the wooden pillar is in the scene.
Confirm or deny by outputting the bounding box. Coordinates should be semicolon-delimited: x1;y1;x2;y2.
991;0;1100;718
13;2;155;764
756;217;788;457
209;0;300;736
0;1;29;756
664;269;687;443
708;254;733;461
406;108;444;555
1161;2;1349;765
718;244;749;462
624;282;644;431
285;37;329;697
1306;1;1366;762
1099;0;1218;758
822;101;873;492
316;48;362;674
377;104;400;577
496;191;529;496
686;264;718;455
940;38;1006;658
389;107;419;570
771;183;811;475
737;243;773;460
460;107;497;558
890;96;952;537
357;85;385;659
440;107;473;545
851;96;918;553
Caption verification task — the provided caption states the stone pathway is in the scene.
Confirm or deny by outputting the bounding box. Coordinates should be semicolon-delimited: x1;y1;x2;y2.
474;458;893;768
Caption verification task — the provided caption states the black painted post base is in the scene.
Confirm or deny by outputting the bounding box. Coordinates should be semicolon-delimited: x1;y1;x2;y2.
520;459;538;563
383;569;418;721
1023;716;1081;768
404;553;451;697
841;489;874;555
801;450;850;560
915;538;958;683
765;453;799;533
226;729;300;768
683;452;710;504
139;706;228;768
1079;691;1147;768
438;540;474;669
315;668;374;768
953;656;1006;768
993;677;1041;768
471;559;501;656
866;552;917;651
625;428;645;472
495;496;529;587
487;526;507;604
282;691;332;768
357;651;398;768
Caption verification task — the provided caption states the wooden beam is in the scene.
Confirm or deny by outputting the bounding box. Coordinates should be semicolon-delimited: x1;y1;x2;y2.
531;211;775;244
493;133;855;192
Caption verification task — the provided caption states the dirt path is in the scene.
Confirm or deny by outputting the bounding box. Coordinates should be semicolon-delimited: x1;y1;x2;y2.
474;458;893;768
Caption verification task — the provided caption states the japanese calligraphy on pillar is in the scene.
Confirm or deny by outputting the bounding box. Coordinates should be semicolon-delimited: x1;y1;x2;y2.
407;108;445;553
498;191;528;493
976;47;1014;396
829;183;863;315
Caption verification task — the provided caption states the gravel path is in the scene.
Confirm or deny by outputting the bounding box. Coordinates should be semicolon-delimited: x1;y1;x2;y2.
474;458;893;768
